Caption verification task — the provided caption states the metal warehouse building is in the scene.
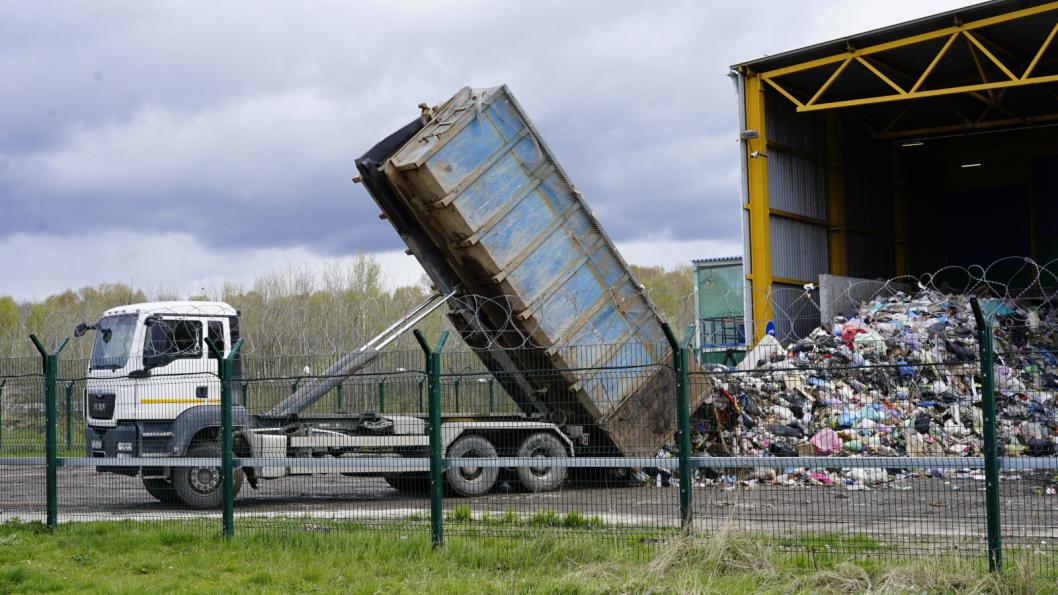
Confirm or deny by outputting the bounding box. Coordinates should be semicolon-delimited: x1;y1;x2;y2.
732;0;1058;342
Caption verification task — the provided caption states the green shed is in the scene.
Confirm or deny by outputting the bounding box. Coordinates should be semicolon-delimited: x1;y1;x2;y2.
693;257;746;365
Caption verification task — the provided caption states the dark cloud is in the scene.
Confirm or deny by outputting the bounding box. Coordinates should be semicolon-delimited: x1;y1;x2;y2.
0;0;974;265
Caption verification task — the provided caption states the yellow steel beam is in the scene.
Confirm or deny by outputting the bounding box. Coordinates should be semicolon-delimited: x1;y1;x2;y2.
762;77;804;108
795;73;1058;112
877;111;1058;139
760;2;1058;80
856;56;907;94
744;73;773;343
807;58;852;105
911;32;959;93
772;276;814;287
769;208;827;227
963;30;1018;80
1024;20;1058;78
965;32;995;101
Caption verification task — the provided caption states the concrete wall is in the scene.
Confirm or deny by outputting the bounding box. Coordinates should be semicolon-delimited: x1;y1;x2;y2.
819;274;912;323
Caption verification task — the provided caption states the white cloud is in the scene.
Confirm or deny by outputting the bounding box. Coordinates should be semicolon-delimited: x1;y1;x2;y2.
0;230;735;301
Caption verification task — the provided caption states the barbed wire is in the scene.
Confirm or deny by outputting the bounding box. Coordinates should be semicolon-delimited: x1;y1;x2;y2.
746;256;1058;344
8;257;1058;363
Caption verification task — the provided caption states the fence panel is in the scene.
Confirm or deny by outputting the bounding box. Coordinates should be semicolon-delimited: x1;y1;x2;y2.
10;277;1058;578
234;349;431;537
0;357;46;523
687;319;992;565
436;342;682;541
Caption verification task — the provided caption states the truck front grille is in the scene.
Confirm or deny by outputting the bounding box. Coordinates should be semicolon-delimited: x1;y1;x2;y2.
87;393;115;419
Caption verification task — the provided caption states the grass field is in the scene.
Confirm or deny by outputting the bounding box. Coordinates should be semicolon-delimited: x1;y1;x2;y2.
0;520;1054;593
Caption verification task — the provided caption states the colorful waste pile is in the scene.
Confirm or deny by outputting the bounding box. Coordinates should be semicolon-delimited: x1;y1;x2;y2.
685;289;1058;488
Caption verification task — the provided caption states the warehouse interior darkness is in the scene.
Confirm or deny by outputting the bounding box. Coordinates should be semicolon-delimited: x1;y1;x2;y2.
735;0;1058;341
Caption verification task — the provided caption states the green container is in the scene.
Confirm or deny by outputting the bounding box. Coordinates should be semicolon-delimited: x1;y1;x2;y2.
693;257;745;366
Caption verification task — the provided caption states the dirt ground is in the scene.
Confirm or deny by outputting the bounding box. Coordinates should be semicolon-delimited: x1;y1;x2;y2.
2;465;1056;550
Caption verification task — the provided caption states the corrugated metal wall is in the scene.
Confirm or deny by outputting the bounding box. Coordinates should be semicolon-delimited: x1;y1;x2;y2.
764;89;828;340
768;284;820;343
769;217;829;281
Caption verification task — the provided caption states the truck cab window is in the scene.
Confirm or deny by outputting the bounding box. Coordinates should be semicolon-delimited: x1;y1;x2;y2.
143;319;203;365
208;321;226;359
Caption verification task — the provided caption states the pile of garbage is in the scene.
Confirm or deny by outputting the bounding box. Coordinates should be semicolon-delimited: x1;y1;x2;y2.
688;289;1058;487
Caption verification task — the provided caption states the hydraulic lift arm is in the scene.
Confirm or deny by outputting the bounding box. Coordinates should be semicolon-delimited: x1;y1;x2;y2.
267;290;456;417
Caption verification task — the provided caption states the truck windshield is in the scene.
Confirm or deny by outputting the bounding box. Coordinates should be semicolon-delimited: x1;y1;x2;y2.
90;314;138;370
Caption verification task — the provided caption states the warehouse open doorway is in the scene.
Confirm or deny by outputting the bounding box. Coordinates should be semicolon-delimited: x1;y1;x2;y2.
734;0;1058;341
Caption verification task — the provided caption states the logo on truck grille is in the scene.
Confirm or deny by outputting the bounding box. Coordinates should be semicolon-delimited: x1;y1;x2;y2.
88;393;115;419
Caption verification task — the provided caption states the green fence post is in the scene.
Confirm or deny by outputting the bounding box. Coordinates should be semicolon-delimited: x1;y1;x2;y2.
488;379;495;413
0;378;6;451
30;334;69;530
418;379;424;413
378;379;386;413
207;336;244;540
971;299;1002;573
336;382;343;412
662;323;694;532
64;381;74;451
242;381;250;411
414;329;448;548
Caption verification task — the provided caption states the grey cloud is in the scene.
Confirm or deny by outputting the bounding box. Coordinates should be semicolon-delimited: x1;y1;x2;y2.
0;0;974;260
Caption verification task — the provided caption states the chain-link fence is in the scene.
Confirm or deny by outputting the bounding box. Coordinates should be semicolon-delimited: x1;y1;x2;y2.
1;292;1056;576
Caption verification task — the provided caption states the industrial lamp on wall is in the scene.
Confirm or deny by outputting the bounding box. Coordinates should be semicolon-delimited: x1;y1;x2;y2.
741;130;766;158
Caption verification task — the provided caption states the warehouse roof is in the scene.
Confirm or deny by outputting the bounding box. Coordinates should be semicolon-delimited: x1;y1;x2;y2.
733;0;1058;139
736;1;1041;71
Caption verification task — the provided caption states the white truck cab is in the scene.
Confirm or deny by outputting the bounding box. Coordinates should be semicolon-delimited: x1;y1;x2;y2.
84;301;238;430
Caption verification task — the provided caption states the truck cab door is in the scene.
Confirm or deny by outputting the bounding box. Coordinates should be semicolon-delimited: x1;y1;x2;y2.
137;316;216;420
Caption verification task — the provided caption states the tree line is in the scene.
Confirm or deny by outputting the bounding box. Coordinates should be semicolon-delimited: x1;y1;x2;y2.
0;257;695;362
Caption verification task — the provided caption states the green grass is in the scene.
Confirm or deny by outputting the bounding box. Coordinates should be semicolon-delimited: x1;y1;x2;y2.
0;427;84;458
0;520;1054;593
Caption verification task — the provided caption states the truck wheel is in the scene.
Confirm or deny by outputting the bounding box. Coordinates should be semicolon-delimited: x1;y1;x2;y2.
171;443;244;509
383;473;431;494
142;477;181;504
445;435;498;497
516;432;568;492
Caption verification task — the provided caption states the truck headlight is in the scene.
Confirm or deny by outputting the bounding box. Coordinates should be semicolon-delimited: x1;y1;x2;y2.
117;442;133;452
91;440;103;450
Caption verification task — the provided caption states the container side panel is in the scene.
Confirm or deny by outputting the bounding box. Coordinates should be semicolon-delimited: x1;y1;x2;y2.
480;188;555;268
505;230;580;302
454;139;539;229
427;117;507;192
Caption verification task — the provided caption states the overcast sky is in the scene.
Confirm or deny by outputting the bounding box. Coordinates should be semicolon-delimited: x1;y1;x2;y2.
0;0;976;300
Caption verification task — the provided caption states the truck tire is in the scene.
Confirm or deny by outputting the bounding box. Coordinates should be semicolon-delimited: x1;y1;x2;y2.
445;435;498;497
383;473;431;494
142;477;181;504
516;432;568;492
171;443;244;509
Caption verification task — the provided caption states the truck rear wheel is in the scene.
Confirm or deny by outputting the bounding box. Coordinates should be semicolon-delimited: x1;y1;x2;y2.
383;473;431;494
445;435;498;497
171;443;244;509
142;477;181;504
516;432;568;492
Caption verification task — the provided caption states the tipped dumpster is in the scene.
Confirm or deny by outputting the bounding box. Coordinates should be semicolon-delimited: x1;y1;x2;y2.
356;85;706;456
